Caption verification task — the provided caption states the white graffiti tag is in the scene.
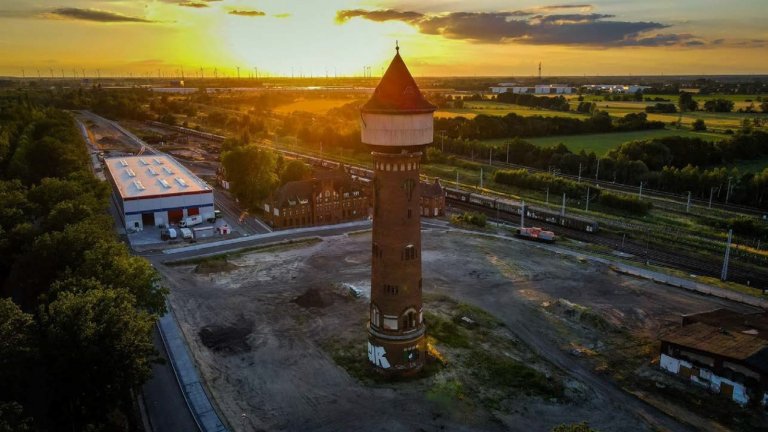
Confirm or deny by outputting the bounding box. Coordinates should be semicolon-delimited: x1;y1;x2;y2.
367;342;390;369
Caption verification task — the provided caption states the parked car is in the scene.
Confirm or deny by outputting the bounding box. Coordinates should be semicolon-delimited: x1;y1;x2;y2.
160;228;178;240
179;228;193;239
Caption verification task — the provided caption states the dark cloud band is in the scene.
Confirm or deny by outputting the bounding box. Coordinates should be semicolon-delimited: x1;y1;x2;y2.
335;8;705;47
47;8;153;23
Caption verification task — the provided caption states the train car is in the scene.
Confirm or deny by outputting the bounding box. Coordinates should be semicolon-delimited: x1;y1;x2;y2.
444;187;599;234
516;227;555;243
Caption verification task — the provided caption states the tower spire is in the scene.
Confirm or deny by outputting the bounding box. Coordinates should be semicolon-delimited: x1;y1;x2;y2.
396;40;399;53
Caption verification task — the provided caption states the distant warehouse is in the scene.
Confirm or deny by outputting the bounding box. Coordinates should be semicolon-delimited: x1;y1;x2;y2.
104;155;214;231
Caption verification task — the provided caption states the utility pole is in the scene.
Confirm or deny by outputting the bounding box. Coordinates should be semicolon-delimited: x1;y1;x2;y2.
520;200;525;229
236;66;240;79
489;148;492;166
585;187;590;211
439;130;446;152
561;193;566;217
480;168;483;189
709;187;715;208
686;191;692;213
545;187;549;207
506;140;510;163
456;171;459;189
595;158;600;180
578;162;582;183
639;181;644;200
725;177;733;204
721;229;733;281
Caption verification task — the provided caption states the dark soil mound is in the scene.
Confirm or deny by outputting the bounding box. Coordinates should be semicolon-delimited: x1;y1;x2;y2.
199;320;252;354
292;287;334;309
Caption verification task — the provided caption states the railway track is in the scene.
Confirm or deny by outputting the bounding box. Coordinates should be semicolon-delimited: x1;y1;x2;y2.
449;198;768;292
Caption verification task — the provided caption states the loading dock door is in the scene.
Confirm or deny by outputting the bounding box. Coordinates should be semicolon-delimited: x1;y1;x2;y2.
141;212;155;227
168;209;183;224
188;207;200;216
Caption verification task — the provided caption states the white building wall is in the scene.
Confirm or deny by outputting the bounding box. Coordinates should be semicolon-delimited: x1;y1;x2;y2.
659;354;751;406
121;191;214;230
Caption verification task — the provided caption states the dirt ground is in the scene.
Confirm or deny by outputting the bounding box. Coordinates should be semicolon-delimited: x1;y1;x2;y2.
158;228;759;432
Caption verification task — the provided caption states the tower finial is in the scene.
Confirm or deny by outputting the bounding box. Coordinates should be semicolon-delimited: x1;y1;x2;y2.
396;40;399;53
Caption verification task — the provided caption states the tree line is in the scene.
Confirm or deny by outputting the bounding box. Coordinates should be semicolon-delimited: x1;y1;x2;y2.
433;129;768;208
435;111;664;141
0;95;165;431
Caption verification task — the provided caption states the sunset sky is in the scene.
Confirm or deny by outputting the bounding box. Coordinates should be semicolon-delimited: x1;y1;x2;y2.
0;0;766;78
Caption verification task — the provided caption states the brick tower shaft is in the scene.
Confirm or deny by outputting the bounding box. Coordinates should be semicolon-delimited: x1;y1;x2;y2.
361;45;436;375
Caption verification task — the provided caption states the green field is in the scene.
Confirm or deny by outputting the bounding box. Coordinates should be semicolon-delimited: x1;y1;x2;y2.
730;157;768;173
480;129;723;156
436;101;586;120
567;94;768;130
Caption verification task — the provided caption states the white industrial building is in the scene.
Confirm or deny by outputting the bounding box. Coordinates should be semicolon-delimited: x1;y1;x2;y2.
489;84;575;94
104;155;214;231
582;84;651;94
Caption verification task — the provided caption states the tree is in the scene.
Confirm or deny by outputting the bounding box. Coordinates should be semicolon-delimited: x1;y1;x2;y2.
678;92;698;112
40;288;157;429
221;145;278;210
703;99;735;113
279;159;312;185
692;118;707;131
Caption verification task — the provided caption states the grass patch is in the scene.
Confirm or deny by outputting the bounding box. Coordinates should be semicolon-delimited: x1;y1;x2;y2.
479;128;721;156
466;350;563;401
425;311;471;348
194;257;238;274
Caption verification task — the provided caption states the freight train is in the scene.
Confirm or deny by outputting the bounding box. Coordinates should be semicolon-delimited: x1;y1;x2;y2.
444;187;599;233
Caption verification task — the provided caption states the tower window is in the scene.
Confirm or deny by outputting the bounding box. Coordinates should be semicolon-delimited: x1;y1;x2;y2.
402;245;416;260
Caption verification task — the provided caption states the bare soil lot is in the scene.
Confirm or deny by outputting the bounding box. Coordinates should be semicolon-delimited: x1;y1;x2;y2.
158;229;759;431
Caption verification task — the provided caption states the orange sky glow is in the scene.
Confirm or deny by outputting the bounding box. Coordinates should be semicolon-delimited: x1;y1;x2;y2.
0;0;766;77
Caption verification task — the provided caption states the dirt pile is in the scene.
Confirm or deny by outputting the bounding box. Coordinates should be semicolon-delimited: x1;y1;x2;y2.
291;287;336;308
198;319;253;354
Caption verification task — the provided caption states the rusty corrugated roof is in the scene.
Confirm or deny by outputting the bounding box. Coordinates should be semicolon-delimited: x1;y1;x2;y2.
661;322;768;362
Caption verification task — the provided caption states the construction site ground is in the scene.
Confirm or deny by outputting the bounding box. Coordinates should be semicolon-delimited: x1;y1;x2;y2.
157;226;763;432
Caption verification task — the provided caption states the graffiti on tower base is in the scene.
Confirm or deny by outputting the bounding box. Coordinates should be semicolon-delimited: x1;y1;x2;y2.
368;342;390;368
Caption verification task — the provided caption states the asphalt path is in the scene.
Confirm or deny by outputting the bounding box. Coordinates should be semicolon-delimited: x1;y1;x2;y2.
142;329;200;432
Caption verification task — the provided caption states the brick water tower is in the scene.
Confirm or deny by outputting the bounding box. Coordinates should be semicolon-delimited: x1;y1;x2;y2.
361;44;436;375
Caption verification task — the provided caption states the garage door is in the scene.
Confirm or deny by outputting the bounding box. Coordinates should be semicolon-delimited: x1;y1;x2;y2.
188;207;200;216
168;209;183;224
141;213;155;227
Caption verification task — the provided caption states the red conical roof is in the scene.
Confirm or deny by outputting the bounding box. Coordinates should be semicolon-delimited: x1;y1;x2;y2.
361;47;436;114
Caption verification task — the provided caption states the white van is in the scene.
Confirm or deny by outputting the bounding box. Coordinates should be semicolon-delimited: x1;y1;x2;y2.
179;228;193;239
179;215;203;228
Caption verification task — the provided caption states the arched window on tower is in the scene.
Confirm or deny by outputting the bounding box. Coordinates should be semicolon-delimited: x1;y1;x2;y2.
401;308;418;331
371;305;380;328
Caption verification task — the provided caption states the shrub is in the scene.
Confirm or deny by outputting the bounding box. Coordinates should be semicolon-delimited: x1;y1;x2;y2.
598;191;652;214
451;211;486;228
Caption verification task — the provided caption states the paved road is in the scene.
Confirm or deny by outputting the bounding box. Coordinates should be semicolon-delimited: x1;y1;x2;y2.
142;328;200;432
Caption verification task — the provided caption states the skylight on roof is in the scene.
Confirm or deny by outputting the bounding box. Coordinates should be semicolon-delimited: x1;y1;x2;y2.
140;158;149;165
175;177;188;187
163;166;174;175
159;179;171;189
133;180;145;190
126;168;136;177
148;167;158;176
120;159;128;167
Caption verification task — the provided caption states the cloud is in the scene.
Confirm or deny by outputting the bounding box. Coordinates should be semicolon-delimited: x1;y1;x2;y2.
45;8;154;23
336;9;423;24
178;2;209;8
229;10;266;17
335;9;710;47
274;13;291;19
